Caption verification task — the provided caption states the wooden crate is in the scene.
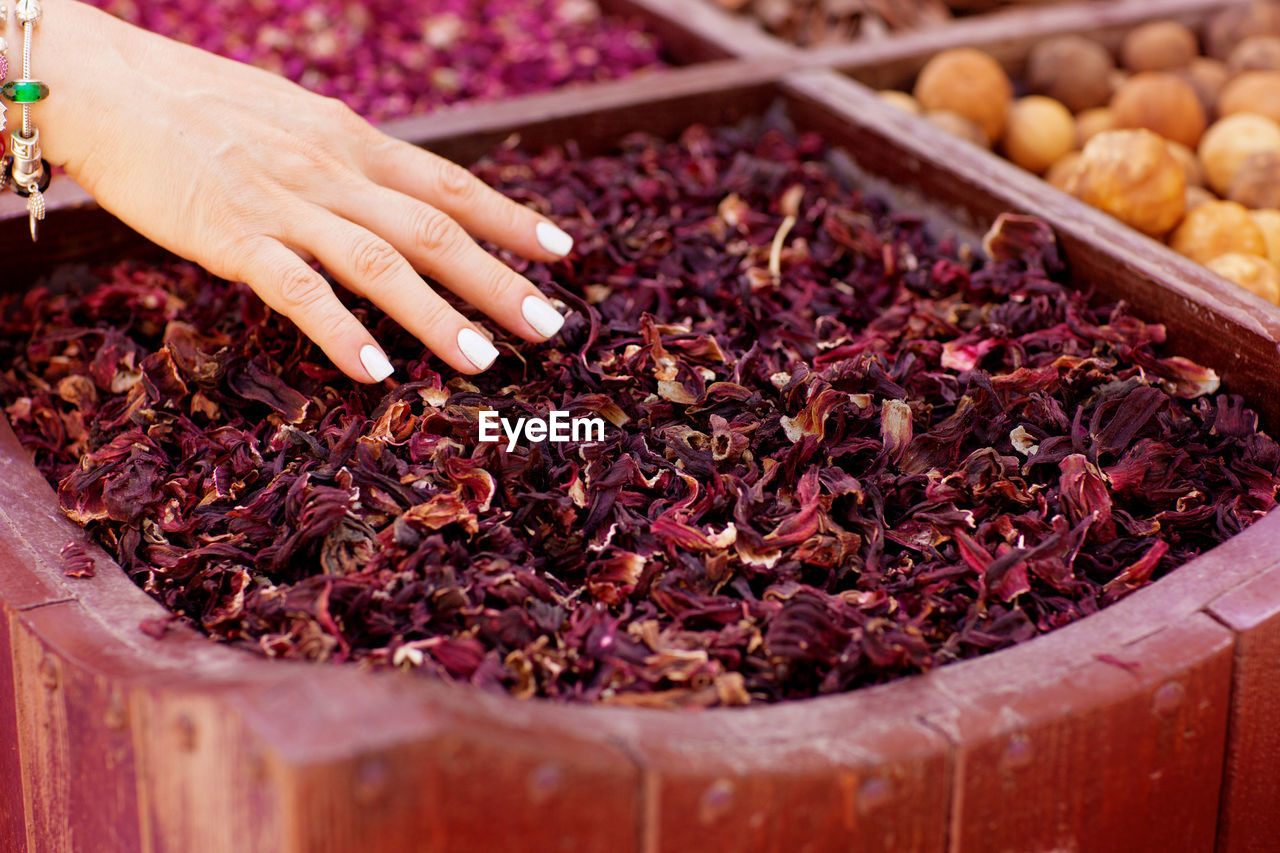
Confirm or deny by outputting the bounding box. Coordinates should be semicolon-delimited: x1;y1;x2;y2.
3;2;1280;850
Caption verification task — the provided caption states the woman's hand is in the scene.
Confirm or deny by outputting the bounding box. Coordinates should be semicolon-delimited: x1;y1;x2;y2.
31;0;573;382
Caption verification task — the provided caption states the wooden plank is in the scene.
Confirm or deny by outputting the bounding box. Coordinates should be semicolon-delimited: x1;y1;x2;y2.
60;654;142;852
1206;565;1280;853
926;613;1233;852
234;677;643;853
379;57;792;163
129;685;281;853
9;610;74;852
0;608;26;853
616;690;953;852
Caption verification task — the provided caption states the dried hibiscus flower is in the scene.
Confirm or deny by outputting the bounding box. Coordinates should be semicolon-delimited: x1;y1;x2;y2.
0;118;1275;707
82;0;667;122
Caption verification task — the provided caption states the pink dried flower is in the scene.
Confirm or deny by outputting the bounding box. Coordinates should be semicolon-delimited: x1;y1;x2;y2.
83;0;667;121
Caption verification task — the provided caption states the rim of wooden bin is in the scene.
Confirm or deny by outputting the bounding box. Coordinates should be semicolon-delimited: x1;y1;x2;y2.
1;49;1278;853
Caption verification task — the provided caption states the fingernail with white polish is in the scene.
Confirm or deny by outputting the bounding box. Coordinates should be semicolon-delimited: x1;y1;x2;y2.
458;328;499;370
360;344;394;382
536;221;574;257
522;295;566;338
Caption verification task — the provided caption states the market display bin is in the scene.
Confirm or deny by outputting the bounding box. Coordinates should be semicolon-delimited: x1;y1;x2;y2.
3;26;1280;853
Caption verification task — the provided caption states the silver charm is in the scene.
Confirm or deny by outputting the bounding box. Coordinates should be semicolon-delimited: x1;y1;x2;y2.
9;126;41;240
14;0;39;25
24;182;41;241
9;125;39;181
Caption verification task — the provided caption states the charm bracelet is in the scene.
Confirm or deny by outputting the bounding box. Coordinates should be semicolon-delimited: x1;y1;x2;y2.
0;0;48;241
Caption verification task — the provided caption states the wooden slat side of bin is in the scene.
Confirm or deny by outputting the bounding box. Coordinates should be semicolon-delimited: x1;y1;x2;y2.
230;678;646;853
382;56;796;163
808;0;1245;90
0;611;26;853
927;614;1234;852
1206;566;1280;853
615;686;955;853
0;66;1279;853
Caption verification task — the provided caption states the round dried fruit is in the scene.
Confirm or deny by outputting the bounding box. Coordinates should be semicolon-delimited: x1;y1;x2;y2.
879;90;921;114
1228;150;1280;209
1065;129;1187;237
914;48;1012;143
924;110;990;148
1206;2;1280;60
1186;185;1217;212
1251;209;1280;262
1176;57;1229;113
1026;35;1115;112
1002;95;1074;174
1166;140;1204;188
1046;152;1083;192
1170;200;1268;263
1228;35;1280;75
1205;252;1280;303
1199;113;1280;195
1076;107;1116;148
1110;72;1207;148
1121;21;1199;72
1218;71;1280;126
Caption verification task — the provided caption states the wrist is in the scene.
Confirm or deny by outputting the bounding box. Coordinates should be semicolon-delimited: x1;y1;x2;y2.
9;0;137;170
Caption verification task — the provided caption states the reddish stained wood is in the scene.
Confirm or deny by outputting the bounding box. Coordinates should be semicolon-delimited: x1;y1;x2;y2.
129;687;282;853
927;613;1233;852
0;609;26;853
233;677;643;853
1207;566;1280;853
608;688;953;853
427;725;640;852
382;57;793;163
57;652;141;852
9;612;74;851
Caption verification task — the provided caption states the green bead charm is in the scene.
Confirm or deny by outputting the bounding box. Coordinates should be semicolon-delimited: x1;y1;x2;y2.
2;79;48;104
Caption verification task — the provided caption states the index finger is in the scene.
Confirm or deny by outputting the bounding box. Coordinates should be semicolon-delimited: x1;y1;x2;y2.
363;139;575;264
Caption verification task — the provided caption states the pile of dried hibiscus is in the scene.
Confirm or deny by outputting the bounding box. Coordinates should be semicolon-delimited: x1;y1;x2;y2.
0;119;1276;707
82;0;667;121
